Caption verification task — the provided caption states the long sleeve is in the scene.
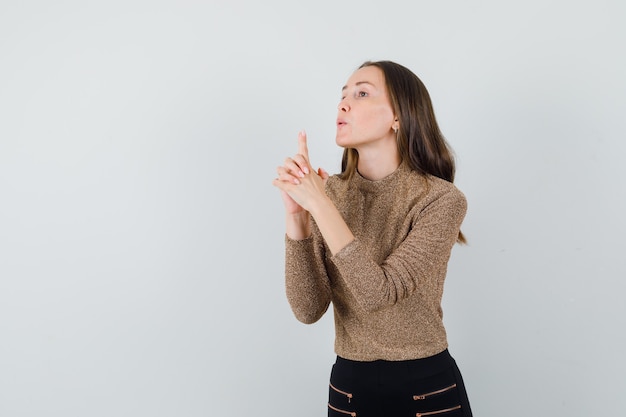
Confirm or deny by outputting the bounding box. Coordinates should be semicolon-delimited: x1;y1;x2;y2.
284;230;332;324
282;165;467;361
329;188;466;313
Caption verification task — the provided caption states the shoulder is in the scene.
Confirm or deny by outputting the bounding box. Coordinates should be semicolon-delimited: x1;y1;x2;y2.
425;174;465;201
326;173;343;189
399;168;465;199
421;175;467;217
396;170;467;218
325;173;350;200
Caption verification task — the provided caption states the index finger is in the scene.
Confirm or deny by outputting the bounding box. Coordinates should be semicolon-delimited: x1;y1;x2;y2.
298;130;309;161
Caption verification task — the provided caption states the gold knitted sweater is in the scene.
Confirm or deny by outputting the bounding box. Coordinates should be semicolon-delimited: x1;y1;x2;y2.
285;162;467;361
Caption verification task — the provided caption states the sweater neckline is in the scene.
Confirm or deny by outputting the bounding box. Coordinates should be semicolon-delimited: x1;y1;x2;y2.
353;162;411;193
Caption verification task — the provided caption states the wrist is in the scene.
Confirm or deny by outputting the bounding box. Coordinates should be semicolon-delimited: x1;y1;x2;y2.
308;195;333;219
307;195;354;255
286;211;311;240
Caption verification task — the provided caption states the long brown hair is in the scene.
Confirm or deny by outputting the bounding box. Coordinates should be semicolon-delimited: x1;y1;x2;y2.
340;60;466;243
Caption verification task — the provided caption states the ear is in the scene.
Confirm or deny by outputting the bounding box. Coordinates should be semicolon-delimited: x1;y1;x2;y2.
392;118;399;133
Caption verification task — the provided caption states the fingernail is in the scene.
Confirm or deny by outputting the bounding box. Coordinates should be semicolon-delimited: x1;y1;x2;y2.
293;178;300;184
303;167;309;174
298;171;305;178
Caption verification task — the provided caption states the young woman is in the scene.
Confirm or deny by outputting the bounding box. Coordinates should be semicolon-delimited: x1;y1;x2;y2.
272;61;472;417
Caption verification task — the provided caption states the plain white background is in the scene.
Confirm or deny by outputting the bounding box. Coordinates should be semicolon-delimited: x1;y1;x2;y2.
1;1;625;416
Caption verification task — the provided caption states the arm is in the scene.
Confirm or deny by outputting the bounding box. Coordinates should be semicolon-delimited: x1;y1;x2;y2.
330;188;467;312
284;228;332;324
273;132;337;323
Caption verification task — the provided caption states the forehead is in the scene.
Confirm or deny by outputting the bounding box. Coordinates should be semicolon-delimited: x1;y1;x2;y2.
344;65;385;88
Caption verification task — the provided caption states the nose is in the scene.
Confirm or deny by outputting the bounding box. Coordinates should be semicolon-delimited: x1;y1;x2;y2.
337;97;350;112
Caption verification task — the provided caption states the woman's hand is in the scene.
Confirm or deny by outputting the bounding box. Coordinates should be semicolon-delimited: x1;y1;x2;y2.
273;131;329;214
273;131;329;240
273;131;353;252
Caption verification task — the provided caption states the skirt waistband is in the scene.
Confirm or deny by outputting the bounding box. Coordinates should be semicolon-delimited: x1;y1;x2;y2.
334;349;455;381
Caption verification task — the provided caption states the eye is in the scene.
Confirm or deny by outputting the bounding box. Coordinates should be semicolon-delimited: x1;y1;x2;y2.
357;91;368;97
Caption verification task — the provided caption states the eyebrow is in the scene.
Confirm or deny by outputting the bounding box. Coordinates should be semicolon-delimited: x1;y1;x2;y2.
341;81;375;91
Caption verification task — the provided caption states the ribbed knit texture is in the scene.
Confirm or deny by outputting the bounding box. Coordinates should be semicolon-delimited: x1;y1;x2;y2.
285;162;467;361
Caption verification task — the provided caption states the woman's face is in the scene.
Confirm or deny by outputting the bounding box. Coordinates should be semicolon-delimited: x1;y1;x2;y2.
336;65;397;150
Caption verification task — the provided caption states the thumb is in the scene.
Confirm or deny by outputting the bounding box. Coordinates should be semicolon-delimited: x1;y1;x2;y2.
317;167;329;181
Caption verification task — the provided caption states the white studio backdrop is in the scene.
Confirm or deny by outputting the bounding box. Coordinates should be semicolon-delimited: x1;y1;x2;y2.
1;1;624;416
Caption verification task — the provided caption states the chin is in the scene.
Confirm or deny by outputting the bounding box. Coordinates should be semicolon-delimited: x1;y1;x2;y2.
335;134;352;148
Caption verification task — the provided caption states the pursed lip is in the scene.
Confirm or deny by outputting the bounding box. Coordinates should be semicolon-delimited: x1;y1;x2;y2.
336;118;347;127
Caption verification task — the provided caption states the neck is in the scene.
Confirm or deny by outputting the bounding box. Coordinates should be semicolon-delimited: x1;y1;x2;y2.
356;142;401;181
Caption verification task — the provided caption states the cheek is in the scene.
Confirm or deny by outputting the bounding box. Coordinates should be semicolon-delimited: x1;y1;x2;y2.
366;107;394;131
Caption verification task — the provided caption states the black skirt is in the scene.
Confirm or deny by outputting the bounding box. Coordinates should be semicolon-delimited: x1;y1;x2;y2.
328;350;472;417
